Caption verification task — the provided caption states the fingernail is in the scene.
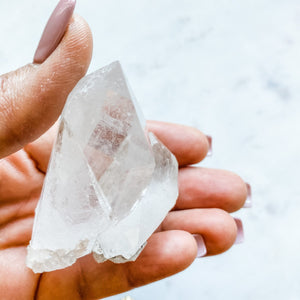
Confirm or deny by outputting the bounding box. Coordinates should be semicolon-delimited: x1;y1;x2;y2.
243;183;252;208
33;0;76;63
206;135;212;157
234;218;244;244
193;234;207;257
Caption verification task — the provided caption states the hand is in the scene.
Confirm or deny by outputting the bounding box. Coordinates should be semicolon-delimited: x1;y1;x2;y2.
0;12;248;300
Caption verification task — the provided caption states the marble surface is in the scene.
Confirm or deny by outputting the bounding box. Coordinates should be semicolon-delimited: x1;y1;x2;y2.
1;0;299;299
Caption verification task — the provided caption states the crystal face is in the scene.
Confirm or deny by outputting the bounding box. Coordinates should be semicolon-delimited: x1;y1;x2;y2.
26;61;178;273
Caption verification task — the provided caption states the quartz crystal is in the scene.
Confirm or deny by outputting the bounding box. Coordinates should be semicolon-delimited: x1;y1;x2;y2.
26;61;178;273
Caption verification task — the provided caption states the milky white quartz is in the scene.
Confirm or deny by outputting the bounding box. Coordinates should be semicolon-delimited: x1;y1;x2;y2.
26;61;178;273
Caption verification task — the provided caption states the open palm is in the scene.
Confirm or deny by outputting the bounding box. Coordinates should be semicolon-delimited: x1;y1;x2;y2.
0;14;247;300
0;120;247;299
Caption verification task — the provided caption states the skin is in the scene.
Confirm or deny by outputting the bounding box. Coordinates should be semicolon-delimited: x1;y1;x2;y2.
0;15;247;300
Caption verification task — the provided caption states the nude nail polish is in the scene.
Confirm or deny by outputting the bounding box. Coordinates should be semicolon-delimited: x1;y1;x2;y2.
33;0;76;63
206;135;212;157
243;183;252;208
193;234;207;257
234;218;244;244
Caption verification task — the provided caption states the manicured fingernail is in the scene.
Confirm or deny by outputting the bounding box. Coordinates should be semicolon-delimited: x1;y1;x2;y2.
243;183;252;208
234;218;244;244
206;135;212;157
193;234;207;257
33;0;76;63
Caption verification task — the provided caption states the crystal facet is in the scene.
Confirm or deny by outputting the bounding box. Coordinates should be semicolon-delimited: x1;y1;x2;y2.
26;61;178;273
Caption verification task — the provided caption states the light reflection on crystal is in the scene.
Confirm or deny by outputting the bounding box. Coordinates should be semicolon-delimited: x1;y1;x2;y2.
26;62;178;273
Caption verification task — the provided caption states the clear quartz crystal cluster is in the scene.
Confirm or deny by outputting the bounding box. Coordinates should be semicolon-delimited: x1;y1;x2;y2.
26;61;178;273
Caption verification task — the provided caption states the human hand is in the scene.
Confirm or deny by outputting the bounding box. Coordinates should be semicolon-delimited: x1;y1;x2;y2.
0;2;249;299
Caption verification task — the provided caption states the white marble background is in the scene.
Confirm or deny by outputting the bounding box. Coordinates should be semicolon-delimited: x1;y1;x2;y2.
1;0;300;299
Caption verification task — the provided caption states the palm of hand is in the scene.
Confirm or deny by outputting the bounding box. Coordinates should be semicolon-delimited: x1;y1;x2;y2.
0;147;43;299
0;121;247;300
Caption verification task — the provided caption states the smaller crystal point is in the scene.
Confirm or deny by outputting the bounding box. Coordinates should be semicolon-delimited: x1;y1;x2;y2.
26;61;178;273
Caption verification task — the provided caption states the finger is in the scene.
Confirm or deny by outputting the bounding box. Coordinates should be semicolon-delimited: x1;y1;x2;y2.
0;14;93;158
0;216;34;249
0;247;40;300
0;150;44;202
147;121;210;166
175;166;248;213
24;122;59;173
35;231;197;299
162;209;238;255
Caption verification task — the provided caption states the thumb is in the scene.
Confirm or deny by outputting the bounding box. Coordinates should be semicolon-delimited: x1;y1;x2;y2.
0;9;92;158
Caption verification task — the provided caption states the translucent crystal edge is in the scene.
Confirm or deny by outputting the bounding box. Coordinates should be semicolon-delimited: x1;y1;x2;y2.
26;61;179;273
26;135;178;273
93;242;147;264
26;239;90;273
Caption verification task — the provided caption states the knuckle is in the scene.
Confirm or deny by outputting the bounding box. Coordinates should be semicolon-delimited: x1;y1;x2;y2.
0;73;25;144
0;75;14;120
0;75;7;93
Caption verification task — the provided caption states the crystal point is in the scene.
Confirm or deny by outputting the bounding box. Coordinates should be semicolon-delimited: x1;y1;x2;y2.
26;61;178;273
